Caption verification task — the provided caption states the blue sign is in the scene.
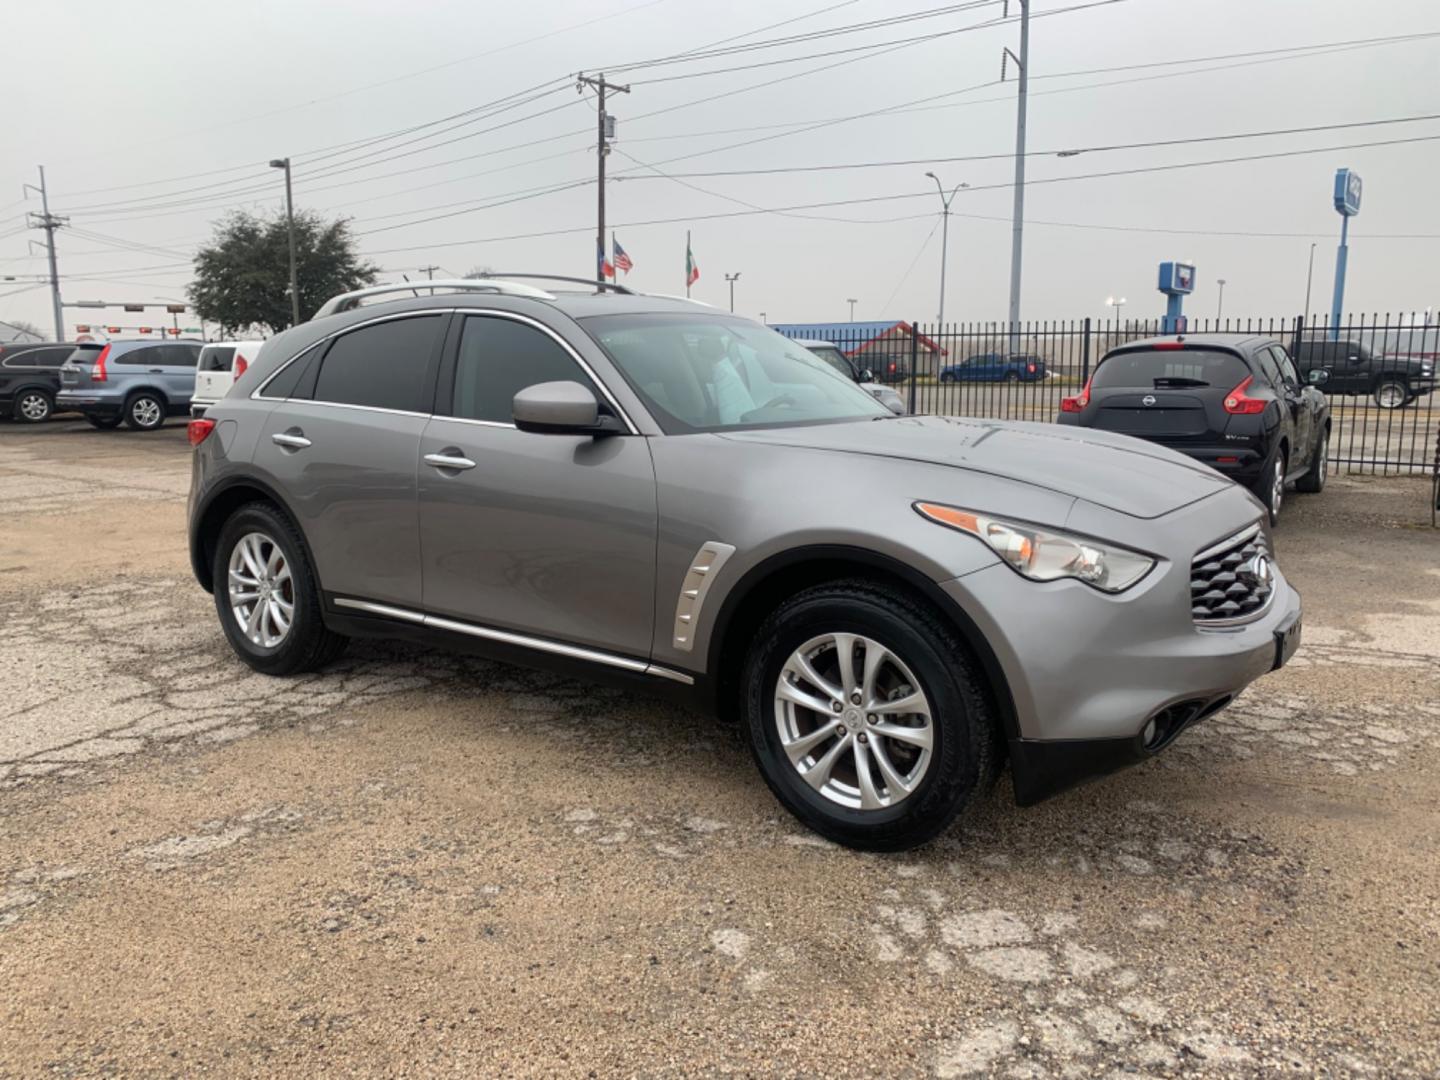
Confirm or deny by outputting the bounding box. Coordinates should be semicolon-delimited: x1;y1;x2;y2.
1334;168;1362;216
1157;261;1196;296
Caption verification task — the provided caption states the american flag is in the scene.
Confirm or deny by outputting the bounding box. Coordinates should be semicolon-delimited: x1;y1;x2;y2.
613;238;633;274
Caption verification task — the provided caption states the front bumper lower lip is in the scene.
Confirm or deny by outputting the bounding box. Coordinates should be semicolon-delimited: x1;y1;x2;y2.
1010;589;1302;806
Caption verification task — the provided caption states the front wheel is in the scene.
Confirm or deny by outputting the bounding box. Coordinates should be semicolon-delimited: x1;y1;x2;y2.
1374;380;1408;409
212;502;347;675
14;390;52;423
1004;371;1019;383
124;392;167;431
742;580;998;851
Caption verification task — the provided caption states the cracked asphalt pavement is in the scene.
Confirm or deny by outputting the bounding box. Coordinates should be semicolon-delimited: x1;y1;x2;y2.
1;418;1438;1077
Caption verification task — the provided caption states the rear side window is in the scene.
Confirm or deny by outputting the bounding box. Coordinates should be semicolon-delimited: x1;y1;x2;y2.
64;345;103;365
2;346;72;368
114;345;166;367
158;344;200;367
313;315;442;413
451;315;598;424
1093;348;1251;389
199;346;236;372
1270;346;1300;387
1252;349;1282;389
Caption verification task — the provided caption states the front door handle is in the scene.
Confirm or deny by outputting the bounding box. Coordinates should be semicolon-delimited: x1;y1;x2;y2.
149;368;165;374
272;431;311;449
424;450;476;471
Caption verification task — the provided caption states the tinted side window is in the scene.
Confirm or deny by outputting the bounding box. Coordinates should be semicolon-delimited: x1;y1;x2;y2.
34;347;73;368
114;345;167;367
1270;347;1300;386
199;347;236;372
1252;348;1282;389
313;316;442;412
158;344;200;367
261;346;319;400
452;316;598;424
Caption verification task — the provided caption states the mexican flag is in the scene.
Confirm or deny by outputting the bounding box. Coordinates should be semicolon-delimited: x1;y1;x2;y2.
685;239;700;286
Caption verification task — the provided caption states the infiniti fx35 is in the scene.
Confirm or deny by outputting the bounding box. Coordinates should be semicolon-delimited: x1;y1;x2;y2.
188;279;1302;850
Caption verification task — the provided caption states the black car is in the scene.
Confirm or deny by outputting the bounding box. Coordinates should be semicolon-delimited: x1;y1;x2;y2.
1293;334;1436;409
1057;334;1330;524
0;341;78;423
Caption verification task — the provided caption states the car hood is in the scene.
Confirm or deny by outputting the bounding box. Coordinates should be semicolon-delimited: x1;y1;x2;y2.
718;415;1232;519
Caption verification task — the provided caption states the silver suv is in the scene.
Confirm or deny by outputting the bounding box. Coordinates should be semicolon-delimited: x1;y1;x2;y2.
58;339;202;430
187;278;1302;850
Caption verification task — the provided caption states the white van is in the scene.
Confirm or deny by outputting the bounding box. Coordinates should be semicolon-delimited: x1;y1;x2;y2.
191;341;265;417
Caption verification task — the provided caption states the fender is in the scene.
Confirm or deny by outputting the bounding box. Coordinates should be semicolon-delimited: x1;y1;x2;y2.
189;473;319;594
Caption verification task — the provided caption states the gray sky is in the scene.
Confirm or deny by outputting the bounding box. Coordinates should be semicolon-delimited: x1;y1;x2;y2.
2;0;1438;335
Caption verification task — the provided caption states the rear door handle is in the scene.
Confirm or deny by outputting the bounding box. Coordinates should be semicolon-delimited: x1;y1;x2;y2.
424;450;476;471
149;368;165;373
272;432;311;449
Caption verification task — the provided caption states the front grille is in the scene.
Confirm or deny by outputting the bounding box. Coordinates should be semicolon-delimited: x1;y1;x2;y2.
1191;525;1273;623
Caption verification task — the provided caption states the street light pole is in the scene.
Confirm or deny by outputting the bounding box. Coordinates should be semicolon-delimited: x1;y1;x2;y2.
1303;242;1316;328
725;272;740;313
269;158;299;327
1216;278;1227;321
924;171;968;326
1106;296;1126;324
847;298;858;322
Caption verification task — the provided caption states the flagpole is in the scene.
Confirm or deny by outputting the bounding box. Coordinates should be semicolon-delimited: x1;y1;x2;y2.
686;229;691;298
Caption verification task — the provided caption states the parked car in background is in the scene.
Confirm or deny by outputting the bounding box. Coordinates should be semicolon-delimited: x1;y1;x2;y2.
187;278;1301;851
57;339;203;430
1058;334;1329;525
0;342;77;423
938;353;1046;383
191;340;266;417
798;340;906;414
1293;334;1435;409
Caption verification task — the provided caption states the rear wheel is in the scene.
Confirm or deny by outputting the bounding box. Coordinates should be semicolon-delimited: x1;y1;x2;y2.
85;414;123;430
742;580;998;851
1374;379;1408;409
15;390;52;423
213;502;347;675
1296;427;1328;493
1004;371;1019;382
939;373;954;384
124;392;166;431
1252;448;1287;525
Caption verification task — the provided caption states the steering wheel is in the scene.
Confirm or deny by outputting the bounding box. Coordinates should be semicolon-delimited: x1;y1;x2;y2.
740;394;798;422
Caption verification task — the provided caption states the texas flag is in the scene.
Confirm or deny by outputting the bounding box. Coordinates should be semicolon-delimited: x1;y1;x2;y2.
613;238;633;275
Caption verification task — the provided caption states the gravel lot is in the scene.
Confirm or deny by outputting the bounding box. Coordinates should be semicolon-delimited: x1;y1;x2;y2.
1;417;1437;1077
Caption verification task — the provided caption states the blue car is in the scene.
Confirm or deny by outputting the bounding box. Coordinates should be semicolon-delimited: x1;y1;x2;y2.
939;352;1047;383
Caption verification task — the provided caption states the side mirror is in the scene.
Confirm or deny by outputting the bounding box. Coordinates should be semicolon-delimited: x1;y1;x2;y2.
512;381;619;436
1308;369;1330;386
859;368;876;382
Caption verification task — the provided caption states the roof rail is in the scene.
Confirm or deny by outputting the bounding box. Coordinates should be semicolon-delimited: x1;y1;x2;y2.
312;278;555;320
473;273;635;295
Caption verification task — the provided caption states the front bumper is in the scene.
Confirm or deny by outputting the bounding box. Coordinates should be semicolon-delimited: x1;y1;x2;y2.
939;500;1301;804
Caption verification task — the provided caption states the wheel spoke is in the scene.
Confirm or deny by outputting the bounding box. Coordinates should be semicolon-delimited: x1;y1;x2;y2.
853;737;883;810
230;589;260;604
787;652;842;705
245;597;264;641
239;537;264;579
870;739;915;799
267;598;290;635
777;677;839;717
873;688;930;718
872;721;933;751
266;544;284;576
860;642;890;707
833;633;858;696
228;568;258;587
781;721;841;765
800;732;852;792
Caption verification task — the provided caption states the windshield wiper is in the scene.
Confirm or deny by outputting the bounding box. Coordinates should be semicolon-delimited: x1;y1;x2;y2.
1152;376;1209;387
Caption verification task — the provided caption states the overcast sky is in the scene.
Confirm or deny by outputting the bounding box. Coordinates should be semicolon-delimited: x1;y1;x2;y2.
2;0;1437;336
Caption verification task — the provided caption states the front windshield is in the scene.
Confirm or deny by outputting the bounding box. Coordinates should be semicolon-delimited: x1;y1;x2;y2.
581;313;890;433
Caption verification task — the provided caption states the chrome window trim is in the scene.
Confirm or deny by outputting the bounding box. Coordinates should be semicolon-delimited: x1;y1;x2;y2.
333;597;694;685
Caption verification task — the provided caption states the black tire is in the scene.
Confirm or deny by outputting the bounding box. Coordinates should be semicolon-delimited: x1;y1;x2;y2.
1251;446;1287;526
85;414;123;429
1004;370;1019;382
123;391;167;431
212;501;347;676
1373;379;1408;410
742;580;999;852
1296;427;1328;494
14;389;53;424
939;373;954;384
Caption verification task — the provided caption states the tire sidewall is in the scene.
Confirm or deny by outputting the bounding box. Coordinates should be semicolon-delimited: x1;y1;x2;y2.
213;505;322;674
744;591;978;845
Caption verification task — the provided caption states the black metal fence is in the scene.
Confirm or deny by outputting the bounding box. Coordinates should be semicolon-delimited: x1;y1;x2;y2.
780;313;1439;477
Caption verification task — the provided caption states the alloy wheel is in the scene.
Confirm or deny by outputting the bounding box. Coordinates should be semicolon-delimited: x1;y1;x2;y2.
1375;382;1405;409
131;397;163;429
227;532;295;649
17;392;50;422
1271;457;1285;517
773;633;934;811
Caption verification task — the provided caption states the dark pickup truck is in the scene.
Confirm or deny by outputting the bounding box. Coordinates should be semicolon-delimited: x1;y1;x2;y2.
1293;335;1436;409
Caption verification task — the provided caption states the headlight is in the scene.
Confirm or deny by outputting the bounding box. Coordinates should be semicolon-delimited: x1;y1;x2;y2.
915;502;1156;593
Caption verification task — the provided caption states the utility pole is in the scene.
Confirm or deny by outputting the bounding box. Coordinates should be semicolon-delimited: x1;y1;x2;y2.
578;73;630;286
269;158;299;326
1303;243;1317;328
1003;0;1029;346
924;172;968;325
847;298;858;322
23;166;67;341
1216;278;1227;321
725;272;741;313
418;265;440;280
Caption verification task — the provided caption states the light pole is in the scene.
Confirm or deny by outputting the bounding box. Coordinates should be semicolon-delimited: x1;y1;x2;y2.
758;311;767;324
1216;278;1227;321
847;298;858;322
1303;242;1316;328
269;157;300;327
924;171;968;325
725;272;740;313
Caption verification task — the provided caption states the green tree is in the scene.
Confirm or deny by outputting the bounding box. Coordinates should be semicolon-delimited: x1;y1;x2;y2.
189;209;378;335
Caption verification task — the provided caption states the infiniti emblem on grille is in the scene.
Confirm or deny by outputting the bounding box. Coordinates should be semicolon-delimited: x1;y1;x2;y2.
1142;395;1157;406
1237;554;1271;588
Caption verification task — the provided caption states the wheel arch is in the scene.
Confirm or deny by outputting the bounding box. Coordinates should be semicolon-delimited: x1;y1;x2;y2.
190;476;316;594
705;544;1020;742
122;384;172;406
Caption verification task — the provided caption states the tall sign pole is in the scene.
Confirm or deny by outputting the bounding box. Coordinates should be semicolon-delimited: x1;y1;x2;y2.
1330;168;1362;340
1003;0;1030;347
578;73;630;286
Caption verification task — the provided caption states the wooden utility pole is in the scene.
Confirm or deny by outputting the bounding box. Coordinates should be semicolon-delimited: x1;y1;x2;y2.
577;73;630;286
